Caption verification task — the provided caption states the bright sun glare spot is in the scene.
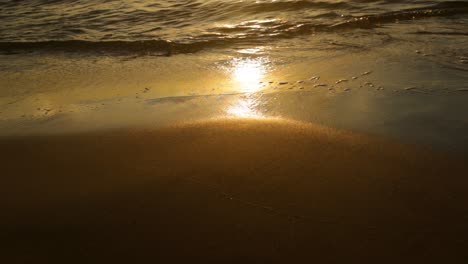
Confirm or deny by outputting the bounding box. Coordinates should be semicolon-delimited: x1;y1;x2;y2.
231;57;268;92
224;56;270;118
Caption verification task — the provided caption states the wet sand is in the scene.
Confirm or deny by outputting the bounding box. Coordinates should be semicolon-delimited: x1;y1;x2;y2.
2;118;468;263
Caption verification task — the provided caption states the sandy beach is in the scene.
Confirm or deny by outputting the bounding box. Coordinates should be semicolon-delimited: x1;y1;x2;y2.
2;118;467;263
2;0;468;263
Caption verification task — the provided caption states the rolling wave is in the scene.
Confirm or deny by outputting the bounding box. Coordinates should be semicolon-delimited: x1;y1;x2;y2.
0;1;467;56
330;1;468;29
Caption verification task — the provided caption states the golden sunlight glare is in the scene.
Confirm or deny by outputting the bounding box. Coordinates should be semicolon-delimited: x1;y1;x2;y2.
230;57;268;92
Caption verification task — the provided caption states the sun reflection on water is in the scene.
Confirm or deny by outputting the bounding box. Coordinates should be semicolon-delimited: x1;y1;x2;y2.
225;56;270;118
230;56;269;93
226;94;262;118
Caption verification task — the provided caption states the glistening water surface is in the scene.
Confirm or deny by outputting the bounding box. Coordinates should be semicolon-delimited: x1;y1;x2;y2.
1;0;468;152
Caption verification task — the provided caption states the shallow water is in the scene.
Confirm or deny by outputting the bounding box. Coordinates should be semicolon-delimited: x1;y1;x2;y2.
1;0;468;153
1;0;468;52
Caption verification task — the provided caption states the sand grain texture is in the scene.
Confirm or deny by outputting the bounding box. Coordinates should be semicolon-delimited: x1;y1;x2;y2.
1;119;468;263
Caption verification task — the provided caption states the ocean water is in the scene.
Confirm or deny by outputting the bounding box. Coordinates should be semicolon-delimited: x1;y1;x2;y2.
1;0;468;152
1;0;468;54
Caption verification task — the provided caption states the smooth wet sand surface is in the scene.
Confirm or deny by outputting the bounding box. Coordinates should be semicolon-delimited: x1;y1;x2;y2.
2;119;468;263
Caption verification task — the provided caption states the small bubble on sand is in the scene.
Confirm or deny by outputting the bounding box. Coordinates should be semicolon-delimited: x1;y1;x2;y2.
344;88;351;92
352;77;358;80
415;50;421;54
314;83;327;87
456;88;468;92
309;76;320;81
297;80;304;84
404;86;417;90
362;71;372;76
279;81;288;85
335;79;348;84
299;87;304;89
269;81;274;83
364;82;373;86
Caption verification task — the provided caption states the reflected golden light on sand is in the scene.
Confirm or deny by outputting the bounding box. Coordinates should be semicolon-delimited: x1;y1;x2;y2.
226;95;263;118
